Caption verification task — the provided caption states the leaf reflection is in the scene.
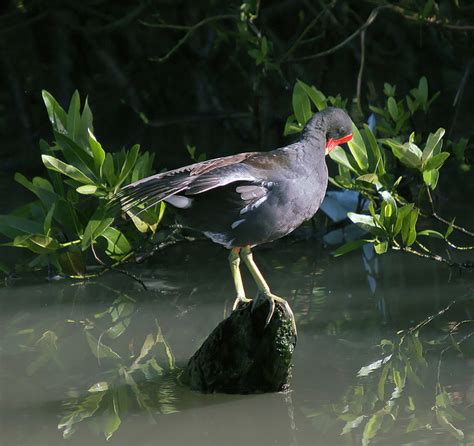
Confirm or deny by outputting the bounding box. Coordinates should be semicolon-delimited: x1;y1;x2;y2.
306;299;474;445
57;291;179;440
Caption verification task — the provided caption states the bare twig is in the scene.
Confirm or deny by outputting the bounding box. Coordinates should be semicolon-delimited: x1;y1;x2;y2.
278;3;333;63
1;11;48;34
445;240;474;251
147;14;238;63
356;29;366;115
144;111;252;128
289;4;474;64
449;58;473;138
426;188;474;237
87;3;148;34
289;5;389;63
392;244;474;270
390;5;474;31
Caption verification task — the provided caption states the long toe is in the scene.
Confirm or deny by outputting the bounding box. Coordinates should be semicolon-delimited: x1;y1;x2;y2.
232;296;252;311
254;292;297;337
268;294;297;337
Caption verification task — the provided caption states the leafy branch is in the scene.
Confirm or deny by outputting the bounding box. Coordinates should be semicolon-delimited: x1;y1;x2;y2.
286;78;473;268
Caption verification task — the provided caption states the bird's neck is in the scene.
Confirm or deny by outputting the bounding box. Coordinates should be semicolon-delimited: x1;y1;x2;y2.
297;114;326;163
300;113;326;143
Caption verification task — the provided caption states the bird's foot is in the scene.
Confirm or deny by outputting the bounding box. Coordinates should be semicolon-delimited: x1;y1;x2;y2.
232;295;252;310
252;292;297;337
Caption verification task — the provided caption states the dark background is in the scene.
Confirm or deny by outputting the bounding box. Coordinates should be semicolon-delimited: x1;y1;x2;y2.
1;0;473;176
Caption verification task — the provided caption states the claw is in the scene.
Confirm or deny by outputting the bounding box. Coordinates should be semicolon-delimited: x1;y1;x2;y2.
255;292;297;337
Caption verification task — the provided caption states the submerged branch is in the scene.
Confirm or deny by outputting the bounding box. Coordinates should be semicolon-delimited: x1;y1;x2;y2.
90;244;147;290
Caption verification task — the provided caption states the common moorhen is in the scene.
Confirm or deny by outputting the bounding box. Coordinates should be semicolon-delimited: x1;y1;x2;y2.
116;107;353;334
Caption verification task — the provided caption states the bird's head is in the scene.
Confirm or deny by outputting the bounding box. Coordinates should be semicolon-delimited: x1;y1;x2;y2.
322;107;353;155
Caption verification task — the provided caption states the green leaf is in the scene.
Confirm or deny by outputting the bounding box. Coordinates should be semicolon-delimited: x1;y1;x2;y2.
363;125;385;175
14;173;58;209
67;90;81;142
347;123;368;171
82;206;115;250
43;203;56;236
88;130;106;174
100;227;132;261
445;218;455;238
387;97;398;121
329;146;359;173
78;96;94;147
423;169;439;189
356;173;379;184
383;82;395;97
393;203;415;237
76;184;98;195
6;234;60;254
115;144;140;190
102;153;116;186
127;202;166;234
423;152;449;171
384;139;422;169
296;80;327;111
450;137;467;162
283;114;302;136
292;81;312;126
333;239;370;257
0;215;44;238
42;155;95;185
42;90;67;134
348;213;386;237
260;36;268;56
417;229;444;239
406;95;417;114
85;331;121;360
53;132;97;179
422;128;445;162
401;208;419;246
418;76;428;104
374;240;388;254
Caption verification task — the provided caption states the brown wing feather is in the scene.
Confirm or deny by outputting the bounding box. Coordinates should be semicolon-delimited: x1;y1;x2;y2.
114;152;258;212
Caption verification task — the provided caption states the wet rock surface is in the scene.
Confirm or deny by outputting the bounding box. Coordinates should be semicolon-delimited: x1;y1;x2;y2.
183;300;296;394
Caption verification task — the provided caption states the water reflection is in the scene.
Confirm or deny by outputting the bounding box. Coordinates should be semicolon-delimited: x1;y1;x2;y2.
1;241;473;445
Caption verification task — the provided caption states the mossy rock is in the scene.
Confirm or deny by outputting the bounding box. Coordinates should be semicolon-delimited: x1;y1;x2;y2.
183;299;296;394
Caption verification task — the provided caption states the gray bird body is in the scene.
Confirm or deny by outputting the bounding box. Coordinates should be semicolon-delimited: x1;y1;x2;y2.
117;107;352;249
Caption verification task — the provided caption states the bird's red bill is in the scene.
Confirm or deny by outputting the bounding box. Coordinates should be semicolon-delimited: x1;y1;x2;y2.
325;133;353;154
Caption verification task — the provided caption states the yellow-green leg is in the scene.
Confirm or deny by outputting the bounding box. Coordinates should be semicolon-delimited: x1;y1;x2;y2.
229;248;251;310
240;246;297;335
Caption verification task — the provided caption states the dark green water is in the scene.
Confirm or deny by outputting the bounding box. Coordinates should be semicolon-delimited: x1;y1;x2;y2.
1;240;473;446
